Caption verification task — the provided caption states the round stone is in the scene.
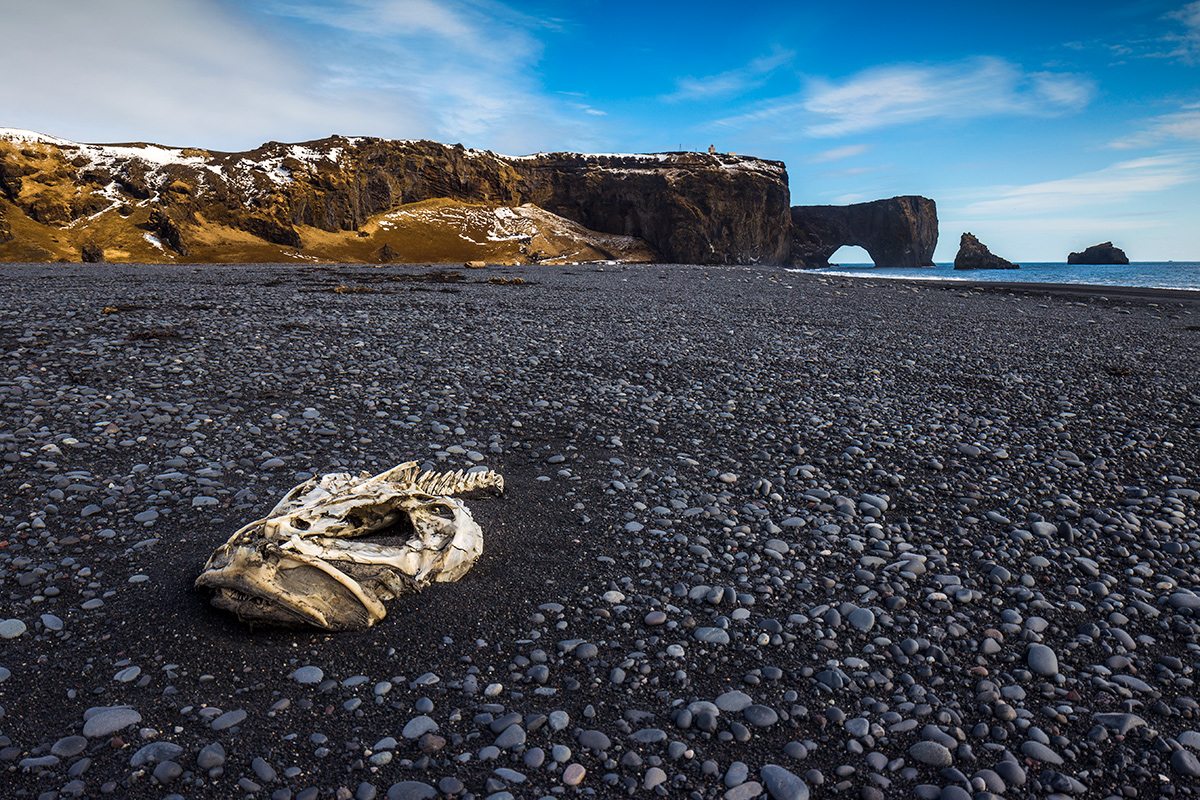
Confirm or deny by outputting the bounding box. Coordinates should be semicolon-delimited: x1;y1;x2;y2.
716;690;753;712
1019;740;1064;765
694;627;730;644
1172;749;1200;777
847;608;875;632
0;619;27;639
114;666;141;683
495;724;526;749
578;730;610;751
52;736;89;758
908;741;953;767
385;781;436;800
744;705;779;727
210;709;246;730
83;707;142;738
292;666;323;684
131;741;184;766
402;715;438;739
1026;644;1058;677
563;763;586;786
760;764;810;800
196;743;226;769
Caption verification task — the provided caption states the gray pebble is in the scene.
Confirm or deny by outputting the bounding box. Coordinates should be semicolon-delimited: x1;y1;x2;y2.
197;743;226;769
403;715;438;739
908;741;952;767
130;741;183;766
210;709;246;730
1019;740;1064;765
1172;749;1200;777
292;666;323;684
82;707;141;738
761;764;809;800
1026;644;1058;677
0;619;27;639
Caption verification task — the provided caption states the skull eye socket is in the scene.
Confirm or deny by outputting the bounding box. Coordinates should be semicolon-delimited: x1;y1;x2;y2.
427;504;456;521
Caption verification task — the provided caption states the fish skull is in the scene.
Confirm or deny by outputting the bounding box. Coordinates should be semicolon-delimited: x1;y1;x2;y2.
194;462;503;630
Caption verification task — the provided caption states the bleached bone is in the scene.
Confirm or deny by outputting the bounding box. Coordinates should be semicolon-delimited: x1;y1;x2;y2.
195;462;503;630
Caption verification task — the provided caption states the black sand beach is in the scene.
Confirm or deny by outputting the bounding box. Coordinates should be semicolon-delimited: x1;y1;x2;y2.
1;262;1199;799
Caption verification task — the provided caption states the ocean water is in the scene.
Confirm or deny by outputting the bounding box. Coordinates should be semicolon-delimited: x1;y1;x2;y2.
789;262;1200;291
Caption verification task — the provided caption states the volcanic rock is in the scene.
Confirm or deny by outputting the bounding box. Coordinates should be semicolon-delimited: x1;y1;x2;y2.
790;195;937;268
953;232;1018;270
1068;241;1129;264
0;130;790;265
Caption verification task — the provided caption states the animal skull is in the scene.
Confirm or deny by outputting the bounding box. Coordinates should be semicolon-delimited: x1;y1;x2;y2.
195;462;503;630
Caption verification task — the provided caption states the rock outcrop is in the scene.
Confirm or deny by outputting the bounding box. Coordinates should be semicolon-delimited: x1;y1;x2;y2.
953;232;1018;270
790;196;937;269
1068;242;1129;265
0;130;790;265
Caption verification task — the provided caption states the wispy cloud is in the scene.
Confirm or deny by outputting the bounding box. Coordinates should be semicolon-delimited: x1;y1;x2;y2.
716;57;1093;137
808;144;870;163
665;47;793;102
800;58;1093;136
1110;109;1200;148
1163;1;1200;63
961;155;1197;216
817;164;892;180
0;0;600;154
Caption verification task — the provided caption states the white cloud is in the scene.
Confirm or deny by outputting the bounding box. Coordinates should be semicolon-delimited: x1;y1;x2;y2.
808;144;870;163
1110;110;1200;148
799;58;1094;137
817;165;891;180
961;155;1197;216
1164;1;1200;62
665;48;793;102
0;0;344;148
0;0;595;154
715;57;1093;137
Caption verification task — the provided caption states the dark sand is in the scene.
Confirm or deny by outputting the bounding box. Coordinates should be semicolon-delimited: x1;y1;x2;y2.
1;262;1198;799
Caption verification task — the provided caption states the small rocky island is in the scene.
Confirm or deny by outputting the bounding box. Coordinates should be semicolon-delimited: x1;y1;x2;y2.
1068;241;1129;265
953;232;1018;270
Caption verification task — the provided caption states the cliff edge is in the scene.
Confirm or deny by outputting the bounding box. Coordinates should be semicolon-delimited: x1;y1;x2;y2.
0;130;790;265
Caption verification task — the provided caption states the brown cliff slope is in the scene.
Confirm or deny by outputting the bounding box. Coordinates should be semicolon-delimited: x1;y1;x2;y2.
0;130;790;265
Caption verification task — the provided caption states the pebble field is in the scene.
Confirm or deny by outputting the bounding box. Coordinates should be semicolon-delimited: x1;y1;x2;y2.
1;261;1199;800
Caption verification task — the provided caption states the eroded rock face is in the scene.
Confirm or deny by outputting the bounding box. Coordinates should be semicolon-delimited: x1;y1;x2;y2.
790;196;937;269
195;462;503;631
1068;241;1129;265
0;131;790;265
954;232;1018;270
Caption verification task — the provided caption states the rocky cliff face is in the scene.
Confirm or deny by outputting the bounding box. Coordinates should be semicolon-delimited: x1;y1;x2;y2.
953;232;1018;270
0;130;790;265
790;196;937;269
1068;241;1129;265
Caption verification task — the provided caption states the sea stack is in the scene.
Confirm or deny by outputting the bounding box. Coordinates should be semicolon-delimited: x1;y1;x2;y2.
1068;242;1129;265
953;232;1018;270
790;196;938;269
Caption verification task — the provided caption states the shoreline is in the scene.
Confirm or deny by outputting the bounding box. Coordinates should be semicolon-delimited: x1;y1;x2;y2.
1;262;1198;799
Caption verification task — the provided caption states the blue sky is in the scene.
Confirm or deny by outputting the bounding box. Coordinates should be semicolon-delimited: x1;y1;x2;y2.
2;0;1198;261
